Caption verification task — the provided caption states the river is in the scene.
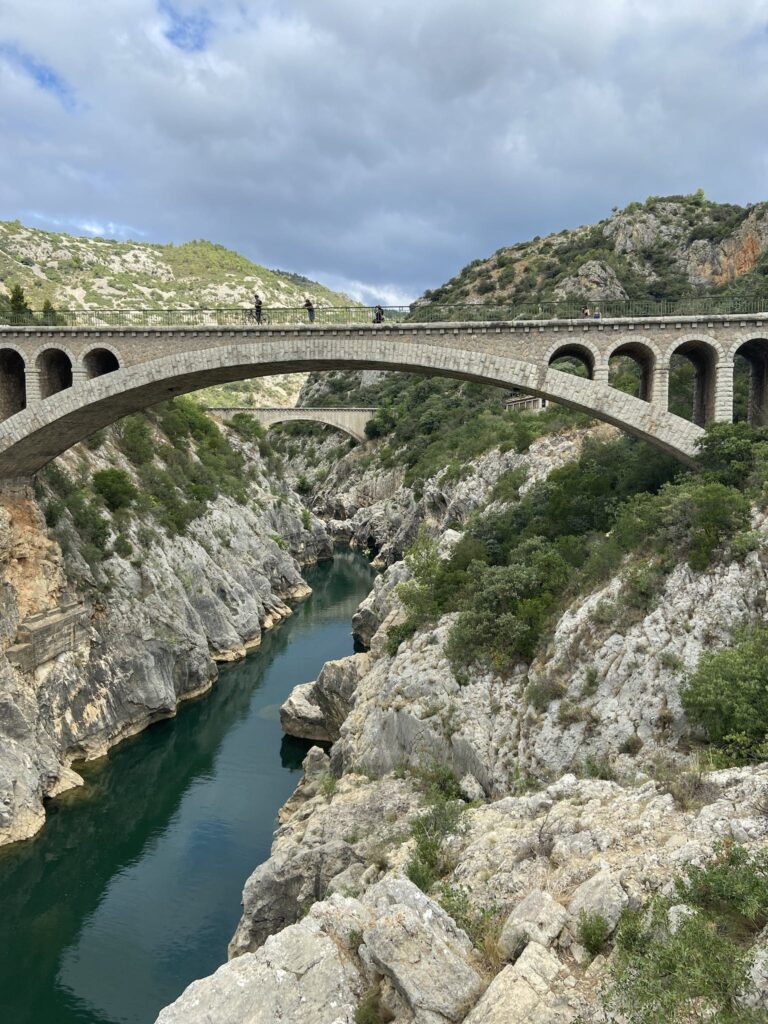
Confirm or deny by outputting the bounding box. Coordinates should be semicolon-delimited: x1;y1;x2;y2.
0;549;376;1024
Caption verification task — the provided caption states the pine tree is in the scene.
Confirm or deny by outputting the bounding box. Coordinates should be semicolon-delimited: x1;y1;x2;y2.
41;299;57;325
9;285;31;319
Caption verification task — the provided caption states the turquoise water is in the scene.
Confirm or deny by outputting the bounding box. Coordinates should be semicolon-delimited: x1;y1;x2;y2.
0;550;375;1024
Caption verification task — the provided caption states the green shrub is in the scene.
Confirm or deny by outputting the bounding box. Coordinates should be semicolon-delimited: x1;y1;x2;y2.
354;986;387;1024
117;415;154;465
302;507;311;530
439;884;505;974
113;534;133;558
577;910;609;956
93;468;138;512
681;625;768;763
608;845;768;1023
406;793;463;893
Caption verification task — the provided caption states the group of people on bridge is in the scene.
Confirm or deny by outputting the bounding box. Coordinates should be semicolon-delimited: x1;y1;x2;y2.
251;293;385;325
581;305;602;320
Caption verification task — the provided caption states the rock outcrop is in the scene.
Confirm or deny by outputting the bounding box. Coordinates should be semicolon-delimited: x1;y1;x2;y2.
0;432;332;846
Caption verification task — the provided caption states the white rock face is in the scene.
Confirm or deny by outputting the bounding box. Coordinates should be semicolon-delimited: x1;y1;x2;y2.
499;890;572;958
156;915;363;1024
161;877;485;1024
0;435;332;846
463;943;583;1024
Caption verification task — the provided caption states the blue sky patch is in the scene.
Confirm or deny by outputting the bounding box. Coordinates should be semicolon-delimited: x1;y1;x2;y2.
159;1;213;52
0;43;77;110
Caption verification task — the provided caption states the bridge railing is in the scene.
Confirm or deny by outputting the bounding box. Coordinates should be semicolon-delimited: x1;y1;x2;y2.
3;296;768;329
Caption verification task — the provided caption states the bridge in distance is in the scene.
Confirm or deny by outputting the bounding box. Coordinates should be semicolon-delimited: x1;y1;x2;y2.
0;302;767;476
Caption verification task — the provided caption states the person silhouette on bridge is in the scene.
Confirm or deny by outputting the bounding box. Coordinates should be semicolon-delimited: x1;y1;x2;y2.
581;306;591;318
592;307;602;320
304;297;315;324
373;305;384;324
253;293;262;324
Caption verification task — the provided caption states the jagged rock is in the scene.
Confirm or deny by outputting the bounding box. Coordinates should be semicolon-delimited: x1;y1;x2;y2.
352;560;409;645
567;869;628;933
741;926;768;1010
499;890;572;958
553;259;628;301
281;654;372;743
363;877;484;1021
155;914;363;1024
463;942;583;1023
279;682;332;742
229;761;421;957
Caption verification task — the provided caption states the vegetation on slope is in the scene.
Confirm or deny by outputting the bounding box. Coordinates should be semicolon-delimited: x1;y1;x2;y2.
420;191;768;309
36;398;281;569
605;844;768;1023
388;424;765;678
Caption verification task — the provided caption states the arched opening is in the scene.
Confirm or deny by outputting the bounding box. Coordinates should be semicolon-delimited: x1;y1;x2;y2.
83;348;120;379
0;349;26;420
608;342;655;401
668;340;718;425
548;344;594;379
733;338;768;425
36;349;73;399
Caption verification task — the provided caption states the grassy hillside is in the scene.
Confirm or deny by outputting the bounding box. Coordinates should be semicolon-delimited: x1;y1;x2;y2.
0;221;355;407
420;192;768;310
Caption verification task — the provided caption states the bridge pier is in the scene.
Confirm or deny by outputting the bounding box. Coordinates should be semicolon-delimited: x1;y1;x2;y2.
713;362;735;423
651;365;669;411
24;368;42;403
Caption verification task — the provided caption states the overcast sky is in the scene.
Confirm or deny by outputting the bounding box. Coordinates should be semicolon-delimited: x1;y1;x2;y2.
1;1;767;303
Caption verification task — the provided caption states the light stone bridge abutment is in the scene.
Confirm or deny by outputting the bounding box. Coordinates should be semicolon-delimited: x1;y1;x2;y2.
0;313;766;475
208;406;377;442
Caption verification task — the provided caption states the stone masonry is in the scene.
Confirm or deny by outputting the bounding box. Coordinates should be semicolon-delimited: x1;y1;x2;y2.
0;313;766;474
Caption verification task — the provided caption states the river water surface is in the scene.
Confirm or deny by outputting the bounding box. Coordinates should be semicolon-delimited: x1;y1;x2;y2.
0;550;376;1024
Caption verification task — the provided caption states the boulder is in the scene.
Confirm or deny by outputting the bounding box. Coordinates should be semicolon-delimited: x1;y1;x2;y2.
499;890;571;958
567;869;628;933
362;877;484;1021
464;941;582;1023
156;915;362;1023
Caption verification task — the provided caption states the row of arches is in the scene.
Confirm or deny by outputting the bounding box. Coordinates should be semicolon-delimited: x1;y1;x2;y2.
548;335;768;426
0;347;120;420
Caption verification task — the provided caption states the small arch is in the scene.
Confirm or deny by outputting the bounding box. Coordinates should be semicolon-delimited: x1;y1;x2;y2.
36;348;73;399
0;349;26;420
668;338;719;425
83;347;120;378
547;342;595;379
607;341;656;401
732;337;768;425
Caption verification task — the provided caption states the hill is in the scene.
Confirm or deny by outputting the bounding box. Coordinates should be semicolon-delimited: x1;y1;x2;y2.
422;191;768;309
0;221;354;406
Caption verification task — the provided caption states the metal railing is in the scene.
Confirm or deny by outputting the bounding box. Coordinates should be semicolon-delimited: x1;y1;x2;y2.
2;296;768;329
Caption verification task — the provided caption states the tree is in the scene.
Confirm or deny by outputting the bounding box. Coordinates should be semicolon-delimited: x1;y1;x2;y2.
9;284;31;321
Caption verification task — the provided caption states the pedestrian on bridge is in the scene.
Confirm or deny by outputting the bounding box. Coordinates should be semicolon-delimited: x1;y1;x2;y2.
303;298;315;324
592;307;602;320
253;293;262;324
373;305;384;324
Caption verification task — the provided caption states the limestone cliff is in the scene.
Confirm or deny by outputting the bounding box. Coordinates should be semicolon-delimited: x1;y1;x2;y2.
0;420;331;847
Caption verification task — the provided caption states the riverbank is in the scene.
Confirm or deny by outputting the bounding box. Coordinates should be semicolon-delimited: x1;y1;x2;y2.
0;551;376;1024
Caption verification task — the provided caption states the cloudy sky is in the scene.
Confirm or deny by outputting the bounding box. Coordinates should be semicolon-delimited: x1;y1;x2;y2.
1;1;767;303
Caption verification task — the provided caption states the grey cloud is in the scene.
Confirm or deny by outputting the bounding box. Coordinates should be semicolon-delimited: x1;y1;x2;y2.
0;0;767;302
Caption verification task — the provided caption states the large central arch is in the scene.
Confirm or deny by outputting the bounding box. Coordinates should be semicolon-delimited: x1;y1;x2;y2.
0;338;704;477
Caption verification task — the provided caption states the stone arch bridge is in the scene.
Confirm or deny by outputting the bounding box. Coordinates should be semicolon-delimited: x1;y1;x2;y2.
0;312;766;476
208;406;378;442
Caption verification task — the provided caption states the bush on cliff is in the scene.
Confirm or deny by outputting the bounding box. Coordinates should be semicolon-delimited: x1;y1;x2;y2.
681;625;768;763
608;845;768;1023
93;468;138;512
